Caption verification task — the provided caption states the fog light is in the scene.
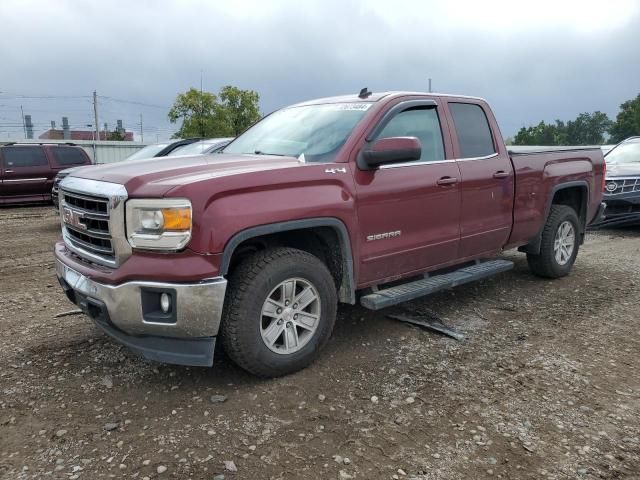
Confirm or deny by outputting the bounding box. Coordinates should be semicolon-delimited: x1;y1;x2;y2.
160;292;171;313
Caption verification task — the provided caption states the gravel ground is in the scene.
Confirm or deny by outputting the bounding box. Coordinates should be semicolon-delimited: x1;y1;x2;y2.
0;205;639;480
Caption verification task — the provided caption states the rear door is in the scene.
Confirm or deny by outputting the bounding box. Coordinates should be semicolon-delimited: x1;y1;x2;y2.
0;146;51;200
444;101;514;258
353;99;462;285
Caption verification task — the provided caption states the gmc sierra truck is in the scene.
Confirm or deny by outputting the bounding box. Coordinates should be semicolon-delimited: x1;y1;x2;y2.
54;90;605;377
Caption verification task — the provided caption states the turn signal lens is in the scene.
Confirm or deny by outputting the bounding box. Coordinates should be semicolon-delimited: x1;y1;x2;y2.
161;208;191;231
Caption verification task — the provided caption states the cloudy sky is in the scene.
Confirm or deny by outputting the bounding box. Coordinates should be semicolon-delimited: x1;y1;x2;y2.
1;0;638;141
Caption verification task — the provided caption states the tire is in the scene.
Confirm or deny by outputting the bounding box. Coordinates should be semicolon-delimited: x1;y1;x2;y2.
527;205;580;279
220;247;337;377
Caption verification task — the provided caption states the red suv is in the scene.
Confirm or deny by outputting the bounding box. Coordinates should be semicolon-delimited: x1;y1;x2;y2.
0;143;92;205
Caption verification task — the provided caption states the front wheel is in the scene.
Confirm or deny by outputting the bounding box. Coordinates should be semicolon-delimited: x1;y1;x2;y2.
221;247;337;377
527;205;580;278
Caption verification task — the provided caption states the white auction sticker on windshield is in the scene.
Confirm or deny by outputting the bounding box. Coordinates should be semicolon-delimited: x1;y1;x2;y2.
329;103;372;111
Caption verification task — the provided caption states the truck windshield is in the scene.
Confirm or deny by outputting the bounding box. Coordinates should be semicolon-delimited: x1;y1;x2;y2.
605;140;640;164
223;103;372;162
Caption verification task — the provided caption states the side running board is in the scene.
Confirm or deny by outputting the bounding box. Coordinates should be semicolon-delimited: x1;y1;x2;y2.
360;259;514;311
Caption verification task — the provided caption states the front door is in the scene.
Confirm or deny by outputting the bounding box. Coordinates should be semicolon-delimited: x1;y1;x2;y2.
353;102;462;286
0;146;50;201
445;102;514;258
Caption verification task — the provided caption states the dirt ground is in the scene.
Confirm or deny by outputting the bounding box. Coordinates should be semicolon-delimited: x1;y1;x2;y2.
1;205;639;480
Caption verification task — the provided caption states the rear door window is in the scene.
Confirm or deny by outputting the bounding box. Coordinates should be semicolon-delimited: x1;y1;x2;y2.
449;103;496;158
375;107;445;163
51;147;88;165
2;146;48;168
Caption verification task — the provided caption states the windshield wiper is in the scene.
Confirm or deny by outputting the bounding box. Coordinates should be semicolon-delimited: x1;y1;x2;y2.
254;150;286;156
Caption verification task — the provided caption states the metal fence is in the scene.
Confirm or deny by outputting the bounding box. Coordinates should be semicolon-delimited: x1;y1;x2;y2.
0;139;148;164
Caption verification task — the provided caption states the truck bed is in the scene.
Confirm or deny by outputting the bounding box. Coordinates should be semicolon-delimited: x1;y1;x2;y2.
506;147;605;248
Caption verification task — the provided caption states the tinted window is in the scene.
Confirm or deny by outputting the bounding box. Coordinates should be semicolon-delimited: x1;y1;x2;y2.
126;143;170;161
376;107;445;162
2;146;48;167
51;147;87;165
449;103;496;158
169;138;232;156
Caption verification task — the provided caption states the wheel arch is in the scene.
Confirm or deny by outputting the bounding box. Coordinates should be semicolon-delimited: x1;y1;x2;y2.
520;181;589;255
220;217;356;304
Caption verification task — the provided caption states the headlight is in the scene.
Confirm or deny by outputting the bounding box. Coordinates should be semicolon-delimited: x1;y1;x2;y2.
125;198;192;250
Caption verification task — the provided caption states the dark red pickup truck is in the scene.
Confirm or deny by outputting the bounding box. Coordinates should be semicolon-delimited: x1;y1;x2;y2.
54;91;605;377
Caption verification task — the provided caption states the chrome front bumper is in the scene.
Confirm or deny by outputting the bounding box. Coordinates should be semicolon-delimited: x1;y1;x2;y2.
55;259;227;366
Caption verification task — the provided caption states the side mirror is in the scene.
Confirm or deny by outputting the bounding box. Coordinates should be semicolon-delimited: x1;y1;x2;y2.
360;137;422;169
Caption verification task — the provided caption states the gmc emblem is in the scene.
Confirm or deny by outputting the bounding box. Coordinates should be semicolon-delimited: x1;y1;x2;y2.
62;206;87;231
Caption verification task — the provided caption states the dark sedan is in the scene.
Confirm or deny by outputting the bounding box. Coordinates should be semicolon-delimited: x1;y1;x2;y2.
166;137;233;157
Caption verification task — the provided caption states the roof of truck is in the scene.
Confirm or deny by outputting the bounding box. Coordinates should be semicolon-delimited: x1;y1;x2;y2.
0;142;81;147
290;91;486;108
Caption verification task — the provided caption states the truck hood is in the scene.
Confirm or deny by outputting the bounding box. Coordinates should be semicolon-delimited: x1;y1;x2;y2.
69;153;303;197
606;162;640;178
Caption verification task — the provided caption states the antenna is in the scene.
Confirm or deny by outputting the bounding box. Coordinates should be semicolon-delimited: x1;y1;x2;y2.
358;87;372;99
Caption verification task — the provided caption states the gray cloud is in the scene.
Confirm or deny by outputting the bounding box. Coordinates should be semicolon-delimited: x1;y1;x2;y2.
1;0;639;141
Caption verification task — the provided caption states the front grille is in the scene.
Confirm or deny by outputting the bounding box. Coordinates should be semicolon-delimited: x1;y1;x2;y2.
605;177;640;196
64;192;109;214
61;190;114;263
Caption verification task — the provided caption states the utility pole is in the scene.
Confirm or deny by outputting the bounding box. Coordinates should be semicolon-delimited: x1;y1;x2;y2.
93;90;100;162
20;105;26;138
428;78;432;93
139;113;143;143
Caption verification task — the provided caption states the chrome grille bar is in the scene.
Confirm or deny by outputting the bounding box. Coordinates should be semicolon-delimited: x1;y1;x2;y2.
58;177;130;268
62;190;115;261
605;177;640;196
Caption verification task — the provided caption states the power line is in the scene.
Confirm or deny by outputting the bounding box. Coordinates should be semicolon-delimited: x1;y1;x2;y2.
98;95;169;109
0;94;91;100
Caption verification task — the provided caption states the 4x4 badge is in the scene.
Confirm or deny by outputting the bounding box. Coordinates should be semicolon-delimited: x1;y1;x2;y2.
325;167;347;174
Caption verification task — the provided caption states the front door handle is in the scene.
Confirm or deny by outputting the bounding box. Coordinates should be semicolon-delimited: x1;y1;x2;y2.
493;171;510;179
436;176;458;186
5;170;15;173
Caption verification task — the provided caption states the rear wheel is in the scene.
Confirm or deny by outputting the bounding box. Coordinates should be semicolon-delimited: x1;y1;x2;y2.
527;205;580;278
221;247;337;377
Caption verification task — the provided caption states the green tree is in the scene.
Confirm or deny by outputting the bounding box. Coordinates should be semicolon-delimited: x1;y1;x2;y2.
566;112;611;145
168;88;220;138
168;86;261;139
217;85;261;136
513;113;611;146
608;94;640;143
513;120;566;146
107;130;125;141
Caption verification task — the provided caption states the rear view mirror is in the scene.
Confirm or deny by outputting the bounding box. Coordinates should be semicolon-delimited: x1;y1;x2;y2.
359;137;421;169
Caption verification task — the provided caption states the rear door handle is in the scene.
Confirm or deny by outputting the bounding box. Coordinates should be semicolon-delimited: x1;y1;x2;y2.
5;170;14;173
493;171;510;179
436;176;458;186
